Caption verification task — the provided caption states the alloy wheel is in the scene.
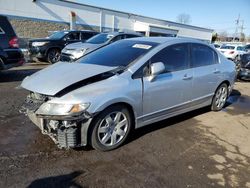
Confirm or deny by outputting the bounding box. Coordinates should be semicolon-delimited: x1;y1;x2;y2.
97;111;128;147
215;86;228;109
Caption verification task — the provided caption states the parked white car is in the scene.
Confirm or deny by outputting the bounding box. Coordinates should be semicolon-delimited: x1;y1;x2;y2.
219;44;246;60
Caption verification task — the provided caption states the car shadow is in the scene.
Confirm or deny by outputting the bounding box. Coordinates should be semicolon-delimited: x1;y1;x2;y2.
0;69;40;82
128;107;211;144
224;89;241;108
27;171;83;188
128;89;241;144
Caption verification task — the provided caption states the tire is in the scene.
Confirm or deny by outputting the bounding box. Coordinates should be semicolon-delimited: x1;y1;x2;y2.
211;83;228;111
90;105;132;151
47;48;61;64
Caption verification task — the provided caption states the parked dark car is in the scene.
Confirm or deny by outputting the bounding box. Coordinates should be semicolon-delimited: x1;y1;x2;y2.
60;31;142;62
0;15;24;70
244;44;250;53
238;53;250;80
28;30;98;64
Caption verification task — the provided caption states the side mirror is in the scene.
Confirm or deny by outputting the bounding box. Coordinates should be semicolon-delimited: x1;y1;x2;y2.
148;62;165;81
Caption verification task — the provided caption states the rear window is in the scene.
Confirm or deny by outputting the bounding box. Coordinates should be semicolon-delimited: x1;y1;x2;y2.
0;16;16;36
78;40;158;67
0;27;4;34
220;45;235;50
86;33;113;44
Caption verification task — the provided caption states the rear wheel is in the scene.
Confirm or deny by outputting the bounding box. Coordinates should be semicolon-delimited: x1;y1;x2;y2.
211;83;228;111
90;105;132;151
47;48;61;64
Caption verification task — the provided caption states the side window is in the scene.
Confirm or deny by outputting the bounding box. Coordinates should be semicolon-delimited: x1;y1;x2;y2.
125;34;138;39
151;43;189;72
236;46;243;51
65;32;80;41
110;35;123;43
191;44;217;67
81;32;95;40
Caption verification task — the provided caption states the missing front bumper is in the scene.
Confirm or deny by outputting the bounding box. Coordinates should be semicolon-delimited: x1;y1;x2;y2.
25;111;92;149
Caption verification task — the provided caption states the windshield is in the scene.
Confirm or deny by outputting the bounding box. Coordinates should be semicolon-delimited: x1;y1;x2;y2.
220;45;235;50
86;33;113;44
78;40;158;67
49;31;68;39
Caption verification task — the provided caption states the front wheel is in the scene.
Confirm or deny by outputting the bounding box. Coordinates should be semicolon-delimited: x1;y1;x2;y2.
90;105;132;151
211;83;228;111
47;48;61;64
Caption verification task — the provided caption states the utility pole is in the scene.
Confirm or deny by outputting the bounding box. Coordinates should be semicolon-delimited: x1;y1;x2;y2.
240;20;245;42
233;14;240;42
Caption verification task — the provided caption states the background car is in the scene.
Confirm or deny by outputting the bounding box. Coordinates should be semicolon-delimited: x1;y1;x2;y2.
0;15;24;70
218;44;246;60
21;37;236;151
28;30;98;64
213;43;221;49
60;31;142;62
244;44;250;53
237;52;250;80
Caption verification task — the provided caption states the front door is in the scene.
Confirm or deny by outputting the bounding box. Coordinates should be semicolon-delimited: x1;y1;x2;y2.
142;43;193;123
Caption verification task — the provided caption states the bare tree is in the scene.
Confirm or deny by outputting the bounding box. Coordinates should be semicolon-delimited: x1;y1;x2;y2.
240;32;246;42
176;13;191;24
218;31;228;42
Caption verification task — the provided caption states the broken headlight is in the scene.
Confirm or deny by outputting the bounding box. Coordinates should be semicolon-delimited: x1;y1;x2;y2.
36;102;90;116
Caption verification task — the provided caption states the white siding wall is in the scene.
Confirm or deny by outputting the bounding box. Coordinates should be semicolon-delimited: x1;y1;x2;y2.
0;0;212;41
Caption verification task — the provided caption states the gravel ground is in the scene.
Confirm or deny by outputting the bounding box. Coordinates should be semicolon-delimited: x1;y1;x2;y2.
0;64;250;188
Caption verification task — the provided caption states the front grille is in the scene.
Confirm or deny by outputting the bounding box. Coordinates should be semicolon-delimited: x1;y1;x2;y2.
57;127;79;148
60;53;74;62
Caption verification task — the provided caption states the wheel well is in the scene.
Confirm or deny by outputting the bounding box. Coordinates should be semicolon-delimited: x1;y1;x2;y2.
86;102;136;146
220;80;230;87
0;56;5;63
0;56;5;70
216;80;231;97
98;102;136;129
114;102;136;129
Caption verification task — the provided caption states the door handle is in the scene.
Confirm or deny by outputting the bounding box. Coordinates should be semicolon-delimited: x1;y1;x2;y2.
182;74;193;80
213;69;221;74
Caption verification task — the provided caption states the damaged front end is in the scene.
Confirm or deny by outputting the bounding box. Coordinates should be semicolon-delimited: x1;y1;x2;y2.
20;92;93;149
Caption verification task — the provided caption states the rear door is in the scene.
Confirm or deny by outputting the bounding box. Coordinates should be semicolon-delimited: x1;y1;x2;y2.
142;43;193;121
190;43;221;102
81;32;96;42
65;32;81;44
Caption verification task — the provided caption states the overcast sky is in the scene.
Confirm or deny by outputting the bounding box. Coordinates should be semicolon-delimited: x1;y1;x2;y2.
77;0;250;36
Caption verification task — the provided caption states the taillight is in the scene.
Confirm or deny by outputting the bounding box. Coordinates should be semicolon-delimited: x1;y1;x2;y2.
9;37;19;48
229;51;235;54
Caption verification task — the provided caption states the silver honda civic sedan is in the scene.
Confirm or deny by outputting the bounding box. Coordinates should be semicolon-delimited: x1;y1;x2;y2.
21;37;236;151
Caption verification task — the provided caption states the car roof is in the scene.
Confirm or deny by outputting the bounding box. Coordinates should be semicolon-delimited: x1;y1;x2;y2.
126;37;207;45
223;44;244;47
103;31;142;37
54;30;98;33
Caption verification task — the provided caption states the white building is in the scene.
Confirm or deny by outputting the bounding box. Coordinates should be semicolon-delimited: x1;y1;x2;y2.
0;0;213;41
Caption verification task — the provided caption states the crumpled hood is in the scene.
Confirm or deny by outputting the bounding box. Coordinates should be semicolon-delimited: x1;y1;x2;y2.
63;42;105;54
21;62;117;96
